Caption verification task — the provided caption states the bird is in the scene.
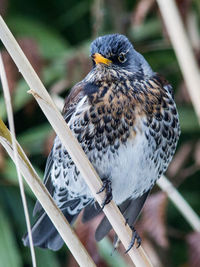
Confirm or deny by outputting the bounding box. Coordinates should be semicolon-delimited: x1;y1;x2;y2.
23;33;180;252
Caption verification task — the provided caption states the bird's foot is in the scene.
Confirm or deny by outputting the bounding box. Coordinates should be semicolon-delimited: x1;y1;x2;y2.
97;179;112;209
125;226;141;253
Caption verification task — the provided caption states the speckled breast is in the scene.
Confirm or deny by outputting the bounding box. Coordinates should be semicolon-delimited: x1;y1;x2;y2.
67;74;180;203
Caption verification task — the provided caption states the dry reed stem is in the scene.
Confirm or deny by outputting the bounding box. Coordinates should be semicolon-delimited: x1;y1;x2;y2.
0;54;37;267
0;16;152;267
157;0;200;123
53;95;200;236
0;119;96;267
53;95;200;234
157;176;200;232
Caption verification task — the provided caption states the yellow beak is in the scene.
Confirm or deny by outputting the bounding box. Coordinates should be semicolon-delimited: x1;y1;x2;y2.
92;53;112;65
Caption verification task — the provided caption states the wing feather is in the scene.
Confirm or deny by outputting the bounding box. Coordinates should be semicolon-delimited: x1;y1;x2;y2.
95;191;150;242
33;81;85;216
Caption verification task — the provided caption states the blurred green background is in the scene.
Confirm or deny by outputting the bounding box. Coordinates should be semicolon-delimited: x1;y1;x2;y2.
0;0;200;266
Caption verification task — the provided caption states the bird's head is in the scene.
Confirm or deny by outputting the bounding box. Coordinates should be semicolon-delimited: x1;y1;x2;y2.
90;34;153;76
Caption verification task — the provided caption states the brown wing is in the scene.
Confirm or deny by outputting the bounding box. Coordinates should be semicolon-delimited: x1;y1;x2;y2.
154;72;174;98
62;81;85;122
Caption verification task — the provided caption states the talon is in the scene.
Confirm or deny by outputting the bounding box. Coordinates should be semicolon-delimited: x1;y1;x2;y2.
96;179;112;209
96;180;107;194
125;218;129;226
125;226;141;253
101;192;112;210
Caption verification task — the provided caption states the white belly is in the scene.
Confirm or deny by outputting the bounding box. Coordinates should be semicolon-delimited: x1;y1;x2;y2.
90;130;158;205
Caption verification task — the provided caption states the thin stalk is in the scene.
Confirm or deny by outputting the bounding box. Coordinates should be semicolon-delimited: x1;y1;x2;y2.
0;16;152;266
0;54;37;267
52;94;200;234
157;0;200;124
157;176;200;232
0;119;96;267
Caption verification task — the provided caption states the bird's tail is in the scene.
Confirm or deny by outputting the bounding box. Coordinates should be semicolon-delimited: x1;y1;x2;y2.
22;207;78;251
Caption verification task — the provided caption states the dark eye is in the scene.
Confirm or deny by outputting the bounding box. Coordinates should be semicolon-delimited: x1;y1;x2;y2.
118;53;126;63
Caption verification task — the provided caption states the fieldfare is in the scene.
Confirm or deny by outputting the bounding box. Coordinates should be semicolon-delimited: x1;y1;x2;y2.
23;34;180;251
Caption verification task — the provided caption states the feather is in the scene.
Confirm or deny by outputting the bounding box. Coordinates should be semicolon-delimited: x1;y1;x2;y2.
33;150;55;216
95;191;149;242
33;82;85;217
23;203;80;251
82;202;101;223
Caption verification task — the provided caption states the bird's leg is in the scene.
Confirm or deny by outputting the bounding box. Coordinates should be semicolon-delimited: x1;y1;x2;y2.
125;225;141;253
97;178;112;209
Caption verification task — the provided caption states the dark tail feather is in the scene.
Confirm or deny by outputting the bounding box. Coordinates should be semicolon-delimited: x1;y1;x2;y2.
22;208;78;251
95;191;150;242
82;201;101;223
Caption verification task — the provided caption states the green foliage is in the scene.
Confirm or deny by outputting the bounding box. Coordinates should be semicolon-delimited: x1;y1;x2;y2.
179;106;199;132
0;0;200;266
97;238;128;267
7;16;69;59
0;206;22;267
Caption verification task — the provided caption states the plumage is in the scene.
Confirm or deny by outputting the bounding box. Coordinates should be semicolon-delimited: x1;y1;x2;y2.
23;34;180;251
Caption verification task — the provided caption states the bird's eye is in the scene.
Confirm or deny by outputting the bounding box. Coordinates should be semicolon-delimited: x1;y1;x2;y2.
118;53;126;63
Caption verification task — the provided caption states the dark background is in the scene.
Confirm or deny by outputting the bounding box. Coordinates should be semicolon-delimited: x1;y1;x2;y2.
0;0;200;266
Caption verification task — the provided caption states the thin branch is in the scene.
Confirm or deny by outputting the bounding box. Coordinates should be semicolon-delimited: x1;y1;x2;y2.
156;0;200;234
0;119;96;267
0;53;37;267
157;176;200;232
52;94;200;235
157;0;200;124
0;16;152;266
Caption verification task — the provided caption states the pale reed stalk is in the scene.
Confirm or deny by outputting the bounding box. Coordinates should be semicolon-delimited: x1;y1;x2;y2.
157;0;200;123
0;54;37;267
157;176;200;232
0;16;152;267
0;119;96;267
53;96;200;234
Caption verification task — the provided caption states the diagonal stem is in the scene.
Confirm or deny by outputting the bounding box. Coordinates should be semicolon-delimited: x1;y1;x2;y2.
0;15;152;267
0;53;37;267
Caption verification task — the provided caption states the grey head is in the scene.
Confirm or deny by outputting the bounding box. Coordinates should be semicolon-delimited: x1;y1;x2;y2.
90;34;153;76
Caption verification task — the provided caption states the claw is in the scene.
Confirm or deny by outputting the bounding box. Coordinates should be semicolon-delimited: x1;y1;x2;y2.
125;226;141;253
96;180;107;194
97;179;112;209
125;218;129;226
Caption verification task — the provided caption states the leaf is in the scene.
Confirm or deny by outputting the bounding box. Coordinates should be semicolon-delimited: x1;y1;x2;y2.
141;192;169;248
71;215;130;267
0;145;5;170
7;16;69;59
1;158;43;197
176;81;192;105
69;215;108;267
194;141;200;167
176;0;193;23
13;80;32;112
0;79;32;121
58;1;91;27
1;50;19;94
0;94;7;120
132;0;155;26
0;206;22;267
167;142;192;178
18;123;52;155
18;38;43;77
43;131;56;156
0;186;34;234
130;18;162;42
97;238;129;267
186;232;200;267
34;248;60;267
0;0;8;17
178;106;199;132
